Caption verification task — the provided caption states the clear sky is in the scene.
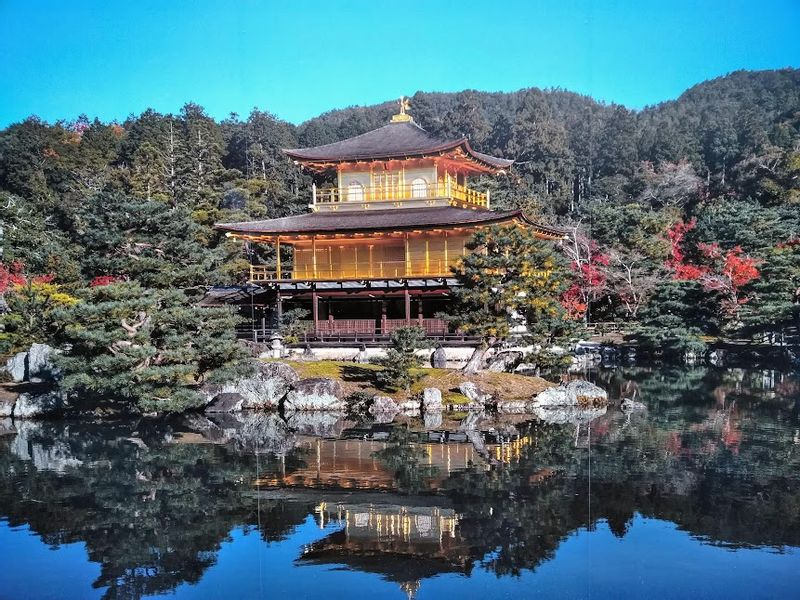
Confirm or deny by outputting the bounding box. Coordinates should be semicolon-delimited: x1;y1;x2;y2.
1;0;798;127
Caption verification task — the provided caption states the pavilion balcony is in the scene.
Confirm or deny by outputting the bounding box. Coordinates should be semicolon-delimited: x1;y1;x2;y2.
312;180;488;211
248;259;452;283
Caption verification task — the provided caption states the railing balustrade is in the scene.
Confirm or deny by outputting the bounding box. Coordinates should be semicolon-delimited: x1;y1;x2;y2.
314;180;488;208
249;259;452;282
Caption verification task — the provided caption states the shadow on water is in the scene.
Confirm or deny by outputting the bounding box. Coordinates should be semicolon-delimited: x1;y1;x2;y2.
1;366;800;599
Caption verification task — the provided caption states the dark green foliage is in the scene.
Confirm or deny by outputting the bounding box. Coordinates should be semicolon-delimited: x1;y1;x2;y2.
633;281;719;360
54;282;250;413
374;326;429;391
446;225;575;345
344;390;374;421
278;307;310;344
71;192;225;289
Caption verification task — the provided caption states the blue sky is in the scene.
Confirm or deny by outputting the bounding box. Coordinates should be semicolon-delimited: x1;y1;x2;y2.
1;0;798;127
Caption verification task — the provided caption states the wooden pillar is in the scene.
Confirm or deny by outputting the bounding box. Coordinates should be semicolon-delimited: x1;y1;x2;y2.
276;292;283;324
312;235;318;279
404;288;411;325
404;232;410;277
444;230;449;270
311;290;319;334
380;300;387;334
276;237;282;280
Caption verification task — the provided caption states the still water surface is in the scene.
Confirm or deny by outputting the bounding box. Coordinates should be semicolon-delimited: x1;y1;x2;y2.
1;367;799;599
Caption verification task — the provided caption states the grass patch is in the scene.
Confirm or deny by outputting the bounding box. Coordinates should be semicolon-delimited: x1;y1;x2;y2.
266;358;555;403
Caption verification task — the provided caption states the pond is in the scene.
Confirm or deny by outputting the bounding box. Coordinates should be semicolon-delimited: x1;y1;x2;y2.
1;366;799;600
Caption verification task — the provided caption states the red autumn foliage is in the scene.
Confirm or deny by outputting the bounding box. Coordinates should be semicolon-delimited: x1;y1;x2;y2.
561;236;609;319
89;275;123;287
0;261;54;293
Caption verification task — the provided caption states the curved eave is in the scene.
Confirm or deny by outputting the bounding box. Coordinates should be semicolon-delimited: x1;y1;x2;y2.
283;139;513;173
216;210;565;241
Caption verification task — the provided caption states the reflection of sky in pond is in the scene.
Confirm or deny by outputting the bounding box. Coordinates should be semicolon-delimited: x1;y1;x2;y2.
4;515;798;600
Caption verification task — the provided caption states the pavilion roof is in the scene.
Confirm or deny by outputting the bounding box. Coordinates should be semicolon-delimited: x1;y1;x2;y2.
283;121;513;172
216;206;565;240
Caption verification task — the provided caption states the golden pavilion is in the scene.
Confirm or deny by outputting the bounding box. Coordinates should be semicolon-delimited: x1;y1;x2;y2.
215;98;562;342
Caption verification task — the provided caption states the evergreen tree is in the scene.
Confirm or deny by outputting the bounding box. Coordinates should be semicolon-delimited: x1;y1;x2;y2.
446;225;574;373
54;281;249;413
374;326;429;391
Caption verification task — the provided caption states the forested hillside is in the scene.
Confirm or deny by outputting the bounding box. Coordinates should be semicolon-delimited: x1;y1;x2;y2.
1;68;798;377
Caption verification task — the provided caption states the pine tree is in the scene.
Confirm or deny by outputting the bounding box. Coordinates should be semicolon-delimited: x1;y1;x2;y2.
374;326;429;391
54;281;249;413
445;225;574;373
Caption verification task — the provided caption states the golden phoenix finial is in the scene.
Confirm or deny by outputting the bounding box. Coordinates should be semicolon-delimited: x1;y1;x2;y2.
391;96;413;122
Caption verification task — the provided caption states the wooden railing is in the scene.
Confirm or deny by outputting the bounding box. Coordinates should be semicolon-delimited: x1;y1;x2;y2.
249;259;452;282
315;180;488;208
295;318;451;338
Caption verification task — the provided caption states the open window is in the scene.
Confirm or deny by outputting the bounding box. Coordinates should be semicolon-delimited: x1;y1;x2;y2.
347;181;364;202
411;177;428;199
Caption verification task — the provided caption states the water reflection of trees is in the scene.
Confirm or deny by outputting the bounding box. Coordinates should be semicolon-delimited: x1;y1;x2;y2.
0;420;311;600
0;367;799;596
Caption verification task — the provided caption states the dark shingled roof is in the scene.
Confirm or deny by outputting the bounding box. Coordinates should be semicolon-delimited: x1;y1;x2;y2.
216;206;564;239
284;121;513;169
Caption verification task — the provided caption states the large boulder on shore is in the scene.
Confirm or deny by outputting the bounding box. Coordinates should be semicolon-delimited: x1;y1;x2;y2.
459;382;492;404
430;346;447;369
5;351;27;382
284;378;345;411
202;361;299;411
369;395;400;423
13;390;68;419
27;343;60;383
3;344;60;384
530;380;608;408
205;393;245;413
486;351;523;373
421;388;443;412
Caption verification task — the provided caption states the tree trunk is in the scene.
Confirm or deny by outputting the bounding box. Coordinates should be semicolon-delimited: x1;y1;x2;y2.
462;341;491;374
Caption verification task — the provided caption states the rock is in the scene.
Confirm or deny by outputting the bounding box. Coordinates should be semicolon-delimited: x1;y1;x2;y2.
431;345;447;369
421;388;443;412
531;385;569;407
13;390;67;419
459;382;492;404
201;361;298;410
514;363;538;375
621;398;647;412
0;393;17;418
423;410;443;429
496;400;529;414
205;393;245;413
530;380;608;408
27;343;60;383
284;377;345;411
398;398;421;414
369;396;400;423
566;380;608;406
486;351;523;373
533;405;607;425
239;361;298;409
5;351;27;382
0;418;15;436
354;346;369;364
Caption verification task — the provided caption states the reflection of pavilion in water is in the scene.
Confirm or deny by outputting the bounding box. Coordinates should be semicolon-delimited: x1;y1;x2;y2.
252;431;532;598
299;502;471;599
255;433;533;491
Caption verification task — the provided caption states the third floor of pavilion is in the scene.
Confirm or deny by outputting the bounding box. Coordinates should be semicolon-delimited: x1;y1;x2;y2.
283;98;513;213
